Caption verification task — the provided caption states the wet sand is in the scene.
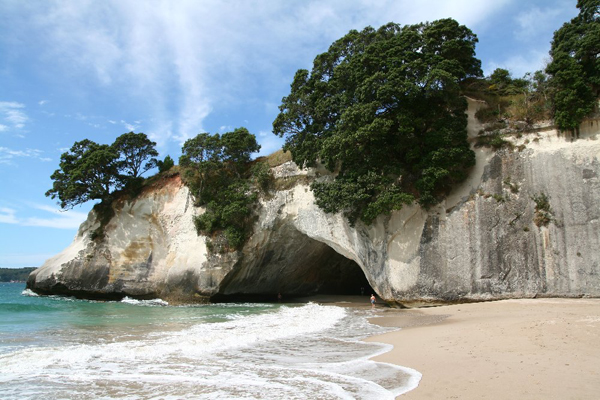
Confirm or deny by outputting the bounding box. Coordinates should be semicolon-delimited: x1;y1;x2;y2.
363;298;600;399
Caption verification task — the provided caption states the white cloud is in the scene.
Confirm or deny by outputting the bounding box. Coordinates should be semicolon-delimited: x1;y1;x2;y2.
0;146;49;164
514;6;565;41
39;100;48;105
28;0;513;147
0;101;28;130
0;124;7;132
0;207;18;224
121;120;138;132
0;203;88;229
22;204;88;229
485;50;550;78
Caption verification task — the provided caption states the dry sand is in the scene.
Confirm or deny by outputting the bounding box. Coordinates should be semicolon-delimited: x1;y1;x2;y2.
366;298;600;399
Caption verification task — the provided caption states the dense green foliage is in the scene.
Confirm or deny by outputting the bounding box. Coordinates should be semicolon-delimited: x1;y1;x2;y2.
0;267;36;282
466;68;551;126
546;0;600;132
180;128;263;250
46;132;159;209
157;155;175;173
274;19;482;224
112;131;159;179
46;139;121;209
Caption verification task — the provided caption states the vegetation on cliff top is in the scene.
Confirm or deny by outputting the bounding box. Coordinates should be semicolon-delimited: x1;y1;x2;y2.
274;18;481;224
46;3;598;241
466;0;598;136
546;0;599;132
179;127;269;250
46;132;160;209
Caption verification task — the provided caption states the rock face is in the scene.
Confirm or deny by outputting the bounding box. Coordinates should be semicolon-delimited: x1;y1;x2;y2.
28;101;600;305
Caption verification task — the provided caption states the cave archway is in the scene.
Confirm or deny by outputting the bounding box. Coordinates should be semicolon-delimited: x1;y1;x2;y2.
214;224;374;301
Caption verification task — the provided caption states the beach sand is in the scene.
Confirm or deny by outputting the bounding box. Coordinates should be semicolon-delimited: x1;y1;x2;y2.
365;298;600;399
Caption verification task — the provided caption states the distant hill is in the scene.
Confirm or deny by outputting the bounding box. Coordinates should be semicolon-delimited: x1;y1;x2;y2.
0;267;36;282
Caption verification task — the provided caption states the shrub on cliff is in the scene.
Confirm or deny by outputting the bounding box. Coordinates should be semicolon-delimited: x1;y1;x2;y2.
273;19;481;224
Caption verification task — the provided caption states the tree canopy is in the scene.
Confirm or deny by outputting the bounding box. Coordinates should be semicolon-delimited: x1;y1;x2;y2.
273;19;482;224
546;0;600;132
179;128;262;250
46;132;159;209
112;131;158;179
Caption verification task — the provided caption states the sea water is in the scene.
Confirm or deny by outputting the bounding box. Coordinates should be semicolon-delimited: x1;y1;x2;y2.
0;282;420;399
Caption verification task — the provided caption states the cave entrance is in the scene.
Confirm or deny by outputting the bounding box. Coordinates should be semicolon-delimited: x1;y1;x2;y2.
215;225;374;301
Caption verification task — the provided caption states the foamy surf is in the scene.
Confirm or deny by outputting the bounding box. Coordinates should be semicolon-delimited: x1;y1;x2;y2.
121;296;169;306
0;295;420;399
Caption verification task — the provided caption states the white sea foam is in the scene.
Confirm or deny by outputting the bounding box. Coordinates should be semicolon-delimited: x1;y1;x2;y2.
121;296;169;306
0;302;420;399
20;289;38;297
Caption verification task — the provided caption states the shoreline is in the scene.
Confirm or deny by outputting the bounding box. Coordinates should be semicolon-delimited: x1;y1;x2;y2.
361;298;600;399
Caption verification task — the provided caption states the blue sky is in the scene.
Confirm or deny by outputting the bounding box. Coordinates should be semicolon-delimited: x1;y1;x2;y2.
0;0;577;268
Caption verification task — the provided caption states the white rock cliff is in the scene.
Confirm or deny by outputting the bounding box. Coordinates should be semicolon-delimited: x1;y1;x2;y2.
28;101;600;304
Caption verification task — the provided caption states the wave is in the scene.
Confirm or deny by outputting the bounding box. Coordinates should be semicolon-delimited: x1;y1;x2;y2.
0;302;419;399
120;296;169;306
20;289;39;297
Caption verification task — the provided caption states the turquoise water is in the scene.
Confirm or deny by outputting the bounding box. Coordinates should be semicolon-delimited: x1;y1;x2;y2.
0;282;420;399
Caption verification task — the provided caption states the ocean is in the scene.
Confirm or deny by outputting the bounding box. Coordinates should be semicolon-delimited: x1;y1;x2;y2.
0;282;420;399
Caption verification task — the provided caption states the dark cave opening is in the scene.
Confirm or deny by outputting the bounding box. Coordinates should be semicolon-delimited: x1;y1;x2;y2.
212;227;375;302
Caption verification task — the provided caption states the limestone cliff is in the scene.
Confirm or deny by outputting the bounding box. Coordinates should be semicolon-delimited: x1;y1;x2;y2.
28;100;600;305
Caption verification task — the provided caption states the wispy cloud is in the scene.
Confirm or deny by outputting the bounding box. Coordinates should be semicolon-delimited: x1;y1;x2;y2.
121;120;138;132
39;100;48;105
514;6;565;42
485;50;550;78
0;207;18;224
20;0;512;149
23;204;88;229
0;146;51;165
0;204;88;229
0;101;29;130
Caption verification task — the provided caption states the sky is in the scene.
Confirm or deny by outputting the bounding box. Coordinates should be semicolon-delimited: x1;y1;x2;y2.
0;0;578;268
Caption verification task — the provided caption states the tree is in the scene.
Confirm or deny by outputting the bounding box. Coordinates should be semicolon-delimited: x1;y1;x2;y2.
488;68;528;95
179;128;261;250
46;139;120;209
179;133;222;167
157;155;175;173
111;132;158;181
546;0;600;132
221;127;261;165
47;132;160;210
273;19;481;224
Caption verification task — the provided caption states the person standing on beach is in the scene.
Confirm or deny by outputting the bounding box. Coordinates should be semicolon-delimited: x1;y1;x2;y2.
370;294;376;307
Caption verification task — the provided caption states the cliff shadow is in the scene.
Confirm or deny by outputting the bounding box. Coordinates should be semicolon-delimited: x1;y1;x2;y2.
212;224;373;302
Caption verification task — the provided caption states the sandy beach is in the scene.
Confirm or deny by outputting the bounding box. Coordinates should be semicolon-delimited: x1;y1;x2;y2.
364;298;600;399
